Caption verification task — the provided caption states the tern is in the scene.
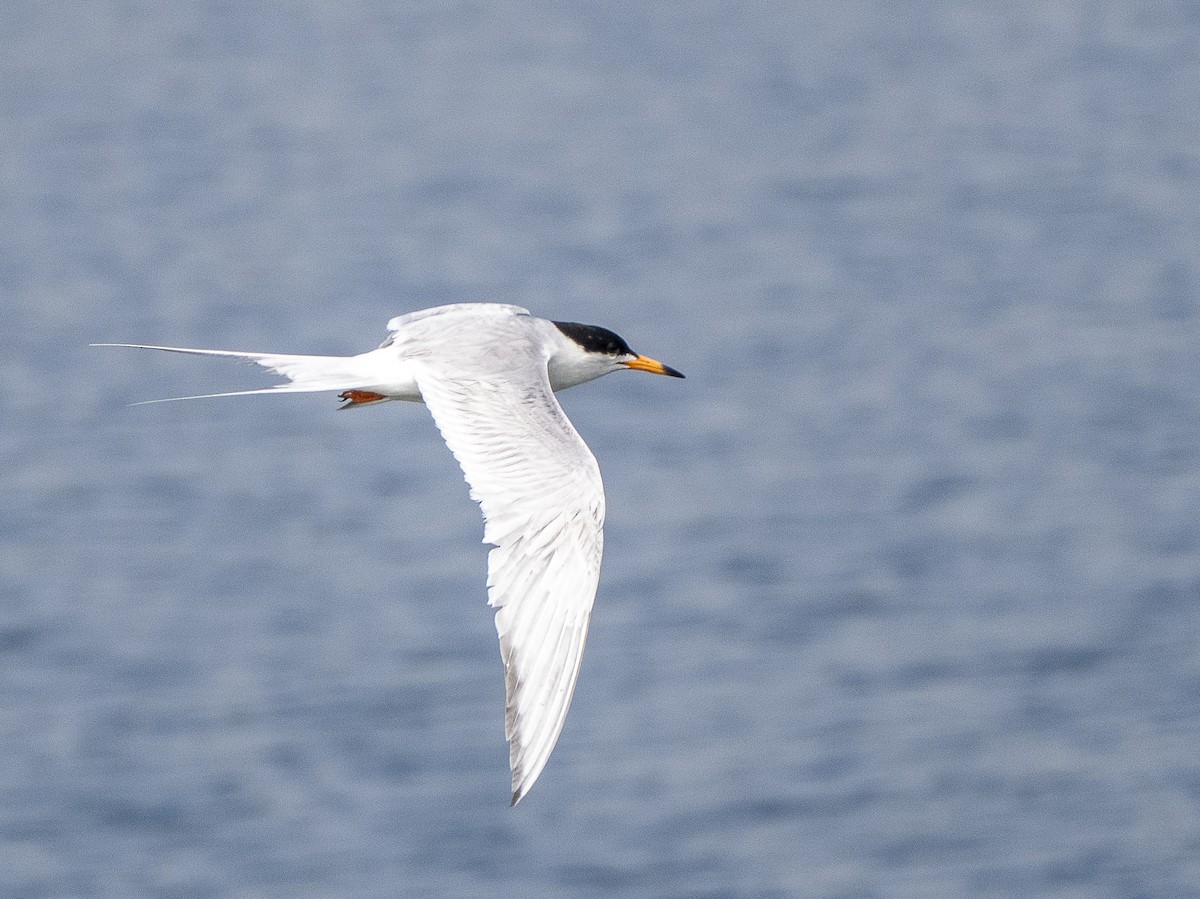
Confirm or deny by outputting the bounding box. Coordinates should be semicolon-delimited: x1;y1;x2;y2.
95;302;683;804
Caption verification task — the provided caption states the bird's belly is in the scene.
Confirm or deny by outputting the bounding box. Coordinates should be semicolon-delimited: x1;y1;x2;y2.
353;351;423;401
373;376;422;402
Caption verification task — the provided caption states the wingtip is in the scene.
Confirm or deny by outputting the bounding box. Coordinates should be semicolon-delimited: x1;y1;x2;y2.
510;778;534;806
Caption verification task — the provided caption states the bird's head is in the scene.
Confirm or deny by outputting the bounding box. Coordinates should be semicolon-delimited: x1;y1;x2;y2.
548;321;685;390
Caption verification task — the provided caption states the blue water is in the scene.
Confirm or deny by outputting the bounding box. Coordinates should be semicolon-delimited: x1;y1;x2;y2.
4;2;1200;896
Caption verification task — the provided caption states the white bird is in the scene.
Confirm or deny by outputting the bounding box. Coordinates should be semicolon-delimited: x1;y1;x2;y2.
94;303;683;804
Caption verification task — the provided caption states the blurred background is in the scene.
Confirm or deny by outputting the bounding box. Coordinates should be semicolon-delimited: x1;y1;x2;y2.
3;2;1199;896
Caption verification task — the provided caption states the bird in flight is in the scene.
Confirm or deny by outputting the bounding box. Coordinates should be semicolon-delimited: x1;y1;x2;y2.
95;303;683;804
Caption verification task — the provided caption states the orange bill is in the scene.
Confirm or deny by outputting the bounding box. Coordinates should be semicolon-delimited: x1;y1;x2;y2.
621;355;685;378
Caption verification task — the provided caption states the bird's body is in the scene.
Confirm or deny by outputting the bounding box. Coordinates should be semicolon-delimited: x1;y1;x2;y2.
95;303;682;804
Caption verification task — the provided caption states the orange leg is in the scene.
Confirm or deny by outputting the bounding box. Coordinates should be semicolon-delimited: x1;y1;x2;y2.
338;389;388;408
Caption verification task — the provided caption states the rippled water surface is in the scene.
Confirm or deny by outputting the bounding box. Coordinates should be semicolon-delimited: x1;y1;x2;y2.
4;3;1200;896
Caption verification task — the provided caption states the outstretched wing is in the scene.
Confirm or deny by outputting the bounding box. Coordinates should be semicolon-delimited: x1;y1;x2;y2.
411;333;605;805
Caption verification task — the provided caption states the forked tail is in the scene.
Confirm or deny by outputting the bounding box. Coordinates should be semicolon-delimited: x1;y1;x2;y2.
90;343;383;405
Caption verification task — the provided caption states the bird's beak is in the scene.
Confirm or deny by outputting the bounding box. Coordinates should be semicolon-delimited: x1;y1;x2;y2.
622;354;685;379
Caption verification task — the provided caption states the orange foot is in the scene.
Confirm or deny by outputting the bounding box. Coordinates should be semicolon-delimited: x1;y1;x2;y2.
338;389;388;408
